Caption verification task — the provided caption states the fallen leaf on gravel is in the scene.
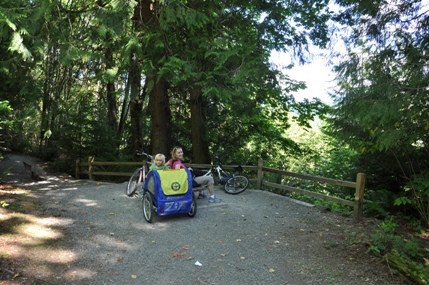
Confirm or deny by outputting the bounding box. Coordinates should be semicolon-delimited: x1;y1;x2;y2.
173;253;186;258
83;220;89;224
269;268;275;273
131;275;137;279
220;253;227;257
236;239;241;242
180;245;189;250
12;273;19;279
109;212;115;216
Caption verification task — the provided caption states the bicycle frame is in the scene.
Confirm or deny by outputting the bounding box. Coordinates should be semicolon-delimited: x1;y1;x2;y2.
137;153;153;180
126;151;153;197
203;164;230;182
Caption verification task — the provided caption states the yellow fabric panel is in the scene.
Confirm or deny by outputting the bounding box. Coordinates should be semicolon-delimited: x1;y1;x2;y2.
158;169;189;195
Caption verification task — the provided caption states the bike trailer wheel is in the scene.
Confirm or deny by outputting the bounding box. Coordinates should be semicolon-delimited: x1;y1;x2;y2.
142;192;155;223
187;194;197;217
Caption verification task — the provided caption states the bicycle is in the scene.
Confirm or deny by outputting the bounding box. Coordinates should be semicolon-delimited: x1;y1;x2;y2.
125;151;153;197
198;155;249;195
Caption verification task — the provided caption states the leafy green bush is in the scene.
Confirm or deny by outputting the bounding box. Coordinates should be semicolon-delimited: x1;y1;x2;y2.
367;217;426;258
395;171;429;227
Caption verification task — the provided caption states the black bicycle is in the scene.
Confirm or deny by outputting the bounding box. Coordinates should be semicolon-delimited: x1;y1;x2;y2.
125;151;153;197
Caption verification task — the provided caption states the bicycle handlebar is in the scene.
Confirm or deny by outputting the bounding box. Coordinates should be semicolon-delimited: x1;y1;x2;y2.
135;151;153;160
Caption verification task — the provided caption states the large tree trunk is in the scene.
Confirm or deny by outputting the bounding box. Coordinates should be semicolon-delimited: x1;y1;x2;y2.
190;84;211;163
105;38;118;145
149;77;172;156
127;0;153;158
39;46;56;150
133;0;171;157
129;60;144;156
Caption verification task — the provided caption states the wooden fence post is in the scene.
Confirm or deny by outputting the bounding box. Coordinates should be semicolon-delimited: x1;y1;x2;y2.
353;173;366;220
88;156;94;180
257;158;263;190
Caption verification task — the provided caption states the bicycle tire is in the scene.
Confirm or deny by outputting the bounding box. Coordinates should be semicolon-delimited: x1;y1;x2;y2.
142;192;155;223
126;168;142;197
224;175;249;194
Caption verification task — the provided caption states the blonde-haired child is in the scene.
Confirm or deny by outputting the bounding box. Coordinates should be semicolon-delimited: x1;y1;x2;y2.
150;153;168;170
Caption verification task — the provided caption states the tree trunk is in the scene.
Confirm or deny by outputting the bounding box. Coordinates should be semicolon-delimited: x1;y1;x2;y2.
129;60;144;156
190;84;210;163
127;0;154;158
105;38;118;145
118;72;131;141
149;76;172;156
39;47;56;150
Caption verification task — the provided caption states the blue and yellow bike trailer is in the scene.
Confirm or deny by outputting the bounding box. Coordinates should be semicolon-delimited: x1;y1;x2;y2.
142;168;197;223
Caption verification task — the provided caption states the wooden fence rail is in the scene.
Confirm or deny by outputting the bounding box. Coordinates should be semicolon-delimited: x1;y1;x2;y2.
76;157;365;220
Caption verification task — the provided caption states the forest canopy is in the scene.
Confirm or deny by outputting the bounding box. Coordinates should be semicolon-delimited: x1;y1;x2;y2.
0;0;331;164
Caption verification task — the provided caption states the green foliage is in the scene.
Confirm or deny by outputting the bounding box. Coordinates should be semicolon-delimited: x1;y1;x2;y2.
314;200;352;216
364;189;398;218
365;216;429;284
0;100;13;129
281;117;359;199
395;171;429;227
328;0;429;224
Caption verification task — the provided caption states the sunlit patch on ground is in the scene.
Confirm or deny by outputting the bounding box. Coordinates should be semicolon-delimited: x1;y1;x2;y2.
0;186;79;283
64;267;97;280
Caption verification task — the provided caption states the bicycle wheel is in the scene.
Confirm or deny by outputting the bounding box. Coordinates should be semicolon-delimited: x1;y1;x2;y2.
126;168;142;197
187;194;197;217
224;175;249;194
142;192;155;223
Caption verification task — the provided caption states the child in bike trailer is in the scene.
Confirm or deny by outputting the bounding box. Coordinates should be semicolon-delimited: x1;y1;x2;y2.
168;146;221;203
150;153;169;171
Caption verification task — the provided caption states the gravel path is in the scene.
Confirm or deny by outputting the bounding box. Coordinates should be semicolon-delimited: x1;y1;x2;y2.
0;154;407;285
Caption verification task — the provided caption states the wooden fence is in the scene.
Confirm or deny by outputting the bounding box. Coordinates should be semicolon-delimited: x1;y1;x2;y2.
76;157;365;220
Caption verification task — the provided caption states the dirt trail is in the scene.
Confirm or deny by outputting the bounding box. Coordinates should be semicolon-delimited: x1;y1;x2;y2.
0;153;407;285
